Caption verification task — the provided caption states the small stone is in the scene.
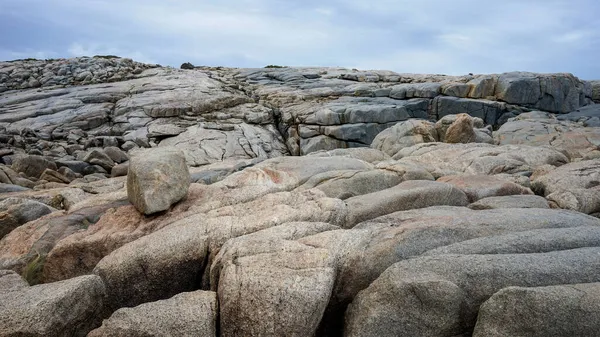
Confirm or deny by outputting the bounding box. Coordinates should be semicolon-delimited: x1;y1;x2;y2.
111;162;129;177
83;149;115;171
103;146;129;163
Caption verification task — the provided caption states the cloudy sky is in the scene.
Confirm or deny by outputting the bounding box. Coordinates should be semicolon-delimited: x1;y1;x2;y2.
1;0;599;79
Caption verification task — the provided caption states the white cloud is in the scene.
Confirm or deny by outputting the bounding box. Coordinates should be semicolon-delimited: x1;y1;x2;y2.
1;0;599;77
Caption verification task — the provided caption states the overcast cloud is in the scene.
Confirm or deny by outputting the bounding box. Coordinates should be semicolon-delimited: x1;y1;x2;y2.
1;0;599;79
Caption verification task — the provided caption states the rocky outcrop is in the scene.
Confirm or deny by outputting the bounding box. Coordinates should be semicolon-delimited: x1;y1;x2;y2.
1;58;595;170
345;248;600;337
0;269;27;291
371;114;493;158
495;111;600;160
1;57;600;337
0;56;156;91
395;142;568;177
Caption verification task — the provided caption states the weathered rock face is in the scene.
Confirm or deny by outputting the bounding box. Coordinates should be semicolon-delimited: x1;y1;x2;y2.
437;174;533;203
345;247;600;337
219;247;335;337
494;72;589;113
1;57;600;337
532;159;600;215
0;56;156;91
0;197;56;239
127;148;190;214
496;111;600;160
0;275;106;336
0;269;28;291
1;57;594;169
473;283;600;337
468;195;550;210
395;142;569;177
88;291;218;337
92;222;209;313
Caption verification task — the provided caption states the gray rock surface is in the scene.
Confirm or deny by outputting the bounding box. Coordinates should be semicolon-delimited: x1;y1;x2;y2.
532;159;600;215
2;58;593;161
495;111;600;160
11;155;57;179
438;174;533;203
423;226;600;256
301;207;600;334
473;283;600;337
93;223;209;313
0;269;28;291
345;247;600;337
127;148;190;214
0;197;56;239
468;194;550;209
344;180;470;227
88;291;218;337
0;275;106;337
395;142;568;177
0;183;29;193
219;247;334;337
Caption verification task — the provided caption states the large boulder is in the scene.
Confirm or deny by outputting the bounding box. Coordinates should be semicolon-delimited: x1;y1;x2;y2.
11;155;57;179
442;113;477;143
88;291;218;337
219;247;335;337
0;197;56;239
532;159;600;215
371;119;437;157
0;275;106;337
345;247;600;337
92;223;209;313
127;148;190;214
473;283;600;337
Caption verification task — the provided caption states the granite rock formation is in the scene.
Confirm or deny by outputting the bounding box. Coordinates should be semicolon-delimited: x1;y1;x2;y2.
0;56;599;337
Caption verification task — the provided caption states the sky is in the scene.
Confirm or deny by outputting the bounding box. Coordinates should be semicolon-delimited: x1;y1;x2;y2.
1;0;599;79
